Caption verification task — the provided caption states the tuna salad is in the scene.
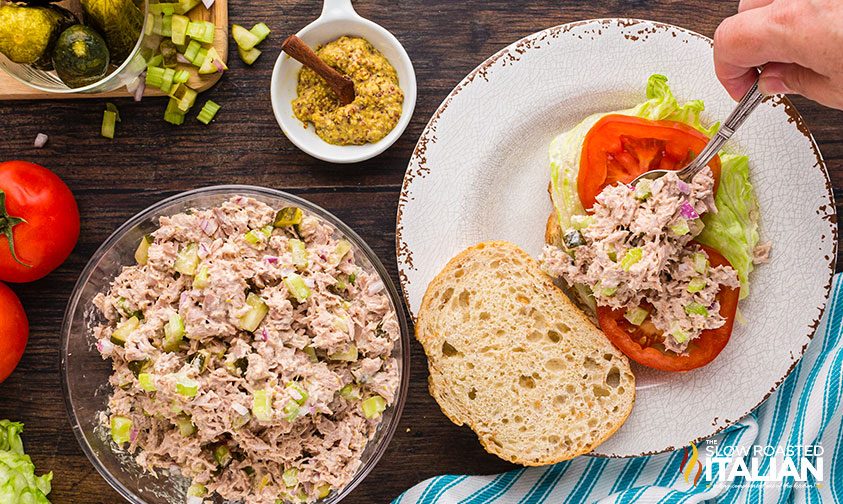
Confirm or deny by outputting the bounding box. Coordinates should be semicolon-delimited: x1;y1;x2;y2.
542;169;743;354
92;196;401;503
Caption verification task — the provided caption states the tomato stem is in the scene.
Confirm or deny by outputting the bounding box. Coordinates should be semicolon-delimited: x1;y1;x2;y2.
0;190;31;268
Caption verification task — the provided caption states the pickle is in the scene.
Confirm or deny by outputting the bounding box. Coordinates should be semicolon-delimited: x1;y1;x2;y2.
80;0;143;64
0;4;77;70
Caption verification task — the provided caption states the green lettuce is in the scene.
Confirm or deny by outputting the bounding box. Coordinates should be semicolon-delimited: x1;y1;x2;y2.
0;420;52;504
697;154;760;299
548;74;762;299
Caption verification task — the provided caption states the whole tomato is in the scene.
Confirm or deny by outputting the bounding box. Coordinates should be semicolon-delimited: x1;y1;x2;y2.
0;282;28;383
0;160;80;283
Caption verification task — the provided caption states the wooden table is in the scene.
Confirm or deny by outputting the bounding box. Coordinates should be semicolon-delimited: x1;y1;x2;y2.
0;1;841;502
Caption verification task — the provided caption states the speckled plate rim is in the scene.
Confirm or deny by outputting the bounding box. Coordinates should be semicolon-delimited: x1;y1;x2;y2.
395;18;837;458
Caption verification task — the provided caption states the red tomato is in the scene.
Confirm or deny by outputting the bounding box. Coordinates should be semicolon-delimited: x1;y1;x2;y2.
578;115;722;210
596;245;739;372
0;160;80;283
0;282;28;383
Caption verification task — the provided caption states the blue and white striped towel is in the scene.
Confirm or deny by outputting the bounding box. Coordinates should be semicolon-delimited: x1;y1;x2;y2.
395;274;843;504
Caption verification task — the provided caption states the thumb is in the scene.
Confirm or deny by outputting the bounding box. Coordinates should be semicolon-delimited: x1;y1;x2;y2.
759;63;843;109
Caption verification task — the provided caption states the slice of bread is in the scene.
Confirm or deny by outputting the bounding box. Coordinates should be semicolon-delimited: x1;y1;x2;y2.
417;241;635;465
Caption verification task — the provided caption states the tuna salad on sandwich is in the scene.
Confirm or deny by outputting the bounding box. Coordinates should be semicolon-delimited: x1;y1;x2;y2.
93;196;400;503
541;75;769;372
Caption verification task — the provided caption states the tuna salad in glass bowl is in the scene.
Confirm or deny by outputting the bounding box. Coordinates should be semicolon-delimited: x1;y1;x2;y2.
60;186;409;504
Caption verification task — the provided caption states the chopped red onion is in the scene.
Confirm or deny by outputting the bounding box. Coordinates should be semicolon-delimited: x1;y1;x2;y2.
187;496;203;504
177;54;191;64
180;292;190;308
304;277;316;289
202;0;215;8
288;388;303;401
199;218;218;236
680;201;699;220
130;428;138;443
133;77;145;102
231;403;249;416
97;339;114;354
261;328;269;342
213;59;225;73
264;256;279;265
676;180;691;195
33;133;48;148
367;280;384;296
198;242;210;258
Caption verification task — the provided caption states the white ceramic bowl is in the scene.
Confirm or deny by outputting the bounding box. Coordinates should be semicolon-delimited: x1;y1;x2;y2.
270;0;417;164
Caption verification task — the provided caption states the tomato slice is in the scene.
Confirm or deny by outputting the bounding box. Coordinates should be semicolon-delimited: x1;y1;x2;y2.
596;245;738;372
578;115;721;210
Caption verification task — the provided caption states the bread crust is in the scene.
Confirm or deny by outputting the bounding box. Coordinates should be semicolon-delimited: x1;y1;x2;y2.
417;241;635;465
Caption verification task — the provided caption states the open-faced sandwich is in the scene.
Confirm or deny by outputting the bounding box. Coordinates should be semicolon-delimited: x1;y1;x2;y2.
542;74;769;372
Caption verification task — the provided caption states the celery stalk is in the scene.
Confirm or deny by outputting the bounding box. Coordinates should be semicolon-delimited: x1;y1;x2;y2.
239;293;268;332
101;110;117;139
197;100;221;124
252;389;273;422
171;14;189;45
110;416;133;445
238;45;261;65
361;396;387;419
174;243;199;274
231;24;260;50
284;273;311;303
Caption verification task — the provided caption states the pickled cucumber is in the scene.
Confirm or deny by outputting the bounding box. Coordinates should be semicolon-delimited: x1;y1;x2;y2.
0;3;77;70
80;0;143;64
52;25;110;88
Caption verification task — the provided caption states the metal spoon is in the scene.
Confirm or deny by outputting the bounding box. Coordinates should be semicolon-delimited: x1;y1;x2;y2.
631;77;764;186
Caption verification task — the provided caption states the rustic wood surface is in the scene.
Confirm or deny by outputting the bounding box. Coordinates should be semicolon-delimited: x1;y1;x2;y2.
0;1;841;503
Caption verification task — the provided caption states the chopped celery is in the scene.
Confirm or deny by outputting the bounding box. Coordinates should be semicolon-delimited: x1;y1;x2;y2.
361;396;387;419
101;110;117;139
134;235;152;265
687;277;706;293
670;219;691;236
193;264;210;289
239;293;268;332
146;54;164;69
213;444;232;467
670;323;689;344
570;214;593;230
173;69;190;84
231;23;260;50
282;400;300;422
600;285;618;297
106;102;121;122
274;207;303;227
161;15;173;38
249;22;271;43
174;243;200;274
171;14;189;45
175;415;196;436
329;344;358;362
164;98;186;125
138;373;157;392
160;39;178;67
303;346;317;362
146;13;163;36
284;273;311;303
339;384;361;401
168;84;198;112
163;313;185;351
286;382;308;405
623;307;649;326
187;483;206;497
252;389;273;422
146;66;165;87
620;247;643;271
183;40;201;63
149;3;176;15
316;484;331;499
192;47;208;68
634;179;653;200
160;68;176;93
111;316;140;346
197;100;221;124
692;252;709;274
110;416;133;445
187;20;215;44
238;45;261;65
198;47;227;74
282;468;298;488
289;239;308;269
176;375;199;397
173;0;200;14
348;272;357;284
684;302;710;317
329;240;352;266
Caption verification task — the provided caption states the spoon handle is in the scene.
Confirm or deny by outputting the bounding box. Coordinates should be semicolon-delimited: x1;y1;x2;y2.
680;79;764;180
281;35;355;105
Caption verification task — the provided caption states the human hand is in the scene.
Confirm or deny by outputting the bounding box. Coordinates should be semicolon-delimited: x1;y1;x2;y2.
714;0;843;109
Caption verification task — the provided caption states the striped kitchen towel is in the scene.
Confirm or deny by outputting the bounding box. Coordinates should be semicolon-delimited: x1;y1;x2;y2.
395;274;843;504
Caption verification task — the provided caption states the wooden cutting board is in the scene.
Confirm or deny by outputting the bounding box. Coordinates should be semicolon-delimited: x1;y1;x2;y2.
0;0;228;100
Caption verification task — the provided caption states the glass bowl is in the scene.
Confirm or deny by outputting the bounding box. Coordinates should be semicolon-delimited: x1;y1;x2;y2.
60;186;410;503
0;0;157;94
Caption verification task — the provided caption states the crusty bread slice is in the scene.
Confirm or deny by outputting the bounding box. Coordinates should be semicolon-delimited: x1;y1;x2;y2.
417;241;635;465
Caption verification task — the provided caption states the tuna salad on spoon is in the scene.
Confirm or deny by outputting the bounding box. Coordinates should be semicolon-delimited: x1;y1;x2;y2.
541;75;770;372
92;196;401;503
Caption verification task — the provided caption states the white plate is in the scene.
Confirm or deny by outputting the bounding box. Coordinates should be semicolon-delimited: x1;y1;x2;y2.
396;19;837;457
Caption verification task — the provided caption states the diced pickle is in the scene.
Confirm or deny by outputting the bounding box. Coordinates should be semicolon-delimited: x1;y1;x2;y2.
274;207;302;227
239;293;268;332
175;415;195;436
316;484;331;499
328;240;352;266
289;239;308;269
361;396;387;419
110;416;133;445
174;243;200;275
193;264;210;289
252;389;272;422
162;314;185;352
111;316;140;346
213;444;232;467
284;274;311;303
329;344;358;362
281;468;298;488
127;359;151;377
135;235;152;265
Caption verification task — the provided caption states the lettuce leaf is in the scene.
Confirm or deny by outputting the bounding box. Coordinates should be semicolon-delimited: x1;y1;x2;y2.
697;154;760;299
0;420;52;504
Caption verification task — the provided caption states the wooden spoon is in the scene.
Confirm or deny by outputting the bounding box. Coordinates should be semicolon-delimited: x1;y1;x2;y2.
282;35;356;105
